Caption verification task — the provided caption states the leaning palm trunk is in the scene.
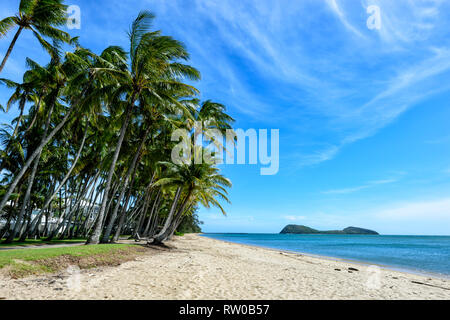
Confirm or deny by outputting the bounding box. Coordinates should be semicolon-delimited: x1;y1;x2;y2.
150;187;183;244
0;106;72;215
110;191;134;242
102;154;139;241
148;195;164;237
102;181;121;228
168;203;193;240
12;97;26;138
164;192;193;242
0;212;14;239
87;98;135;245
131;196;149;239
131;182;156;239
112;169;154;242
46;176;96;240
25;95;43;133
0;26;23;74
35;121;88;218
24;181;56;238
28;209;45;238
76;176;102;238
4;101;55;243
143;189;161;237
110;186;137;242
17;210;32;240
21;207;43;241
101;126;150;243
5;153;40;243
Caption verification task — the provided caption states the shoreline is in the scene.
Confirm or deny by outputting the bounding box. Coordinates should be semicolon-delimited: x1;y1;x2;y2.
1;234;450;300
200;234;450;281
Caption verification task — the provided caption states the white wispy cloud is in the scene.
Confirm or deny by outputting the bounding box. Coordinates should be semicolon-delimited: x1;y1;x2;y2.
325;0;365;38
5;0;450;169
425;135;450;145
296;145;341;167
283;215;307;222
376;197;450;221
362;0;444;45
161;0;450;167
323;177;398;195
323;186;369;195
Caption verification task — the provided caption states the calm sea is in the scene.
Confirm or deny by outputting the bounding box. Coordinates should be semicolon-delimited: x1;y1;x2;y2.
202;233;450;277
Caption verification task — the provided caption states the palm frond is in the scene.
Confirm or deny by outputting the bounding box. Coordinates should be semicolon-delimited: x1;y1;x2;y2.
0;16;16;37
128;10;155;65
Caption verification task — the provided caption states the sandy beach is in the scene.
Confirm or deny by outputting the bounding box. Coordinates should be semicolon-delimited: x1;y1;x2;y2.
1;234;450;300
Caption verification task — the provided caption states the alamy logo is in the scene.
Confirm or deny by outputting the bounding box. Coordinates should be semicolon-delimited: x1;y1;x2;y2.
171;122;279;176
66;265;82;292
67;5;81;30
366;5;381;30
366;265;382;290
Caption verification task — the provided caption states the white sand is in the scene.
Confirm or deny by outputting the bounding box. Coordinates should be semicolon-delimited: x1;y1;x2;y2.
1;234;449;300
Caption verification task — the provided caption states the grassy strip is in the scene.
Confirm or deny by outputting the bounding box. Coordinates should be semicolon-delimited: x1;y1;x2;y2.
0;244;146;278
0;238;87;247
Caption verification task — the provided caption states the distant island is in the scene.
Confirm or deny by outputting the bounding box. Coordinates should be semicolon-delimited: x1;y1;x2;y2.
280;225;379;235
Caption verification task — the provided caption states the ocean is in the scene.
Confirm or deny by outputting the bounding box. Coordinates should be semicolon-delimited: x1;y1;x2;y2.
202;233;450;277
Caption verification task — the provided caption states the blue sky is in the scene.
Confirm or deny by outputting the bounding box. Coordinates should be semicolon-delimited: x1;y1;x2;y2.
2;0;450;235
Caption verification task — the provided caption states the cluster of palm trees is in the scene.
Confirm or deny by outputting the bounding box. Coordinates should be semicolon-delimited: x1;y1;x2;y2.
0;1;233;245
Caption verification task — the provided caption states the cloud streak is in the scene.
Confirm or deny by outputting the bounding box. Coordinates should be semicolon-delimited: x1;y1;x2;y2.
3;0;450;169
323;178;398;195
376;197;450;221
325;0;365;38
142;0;450;168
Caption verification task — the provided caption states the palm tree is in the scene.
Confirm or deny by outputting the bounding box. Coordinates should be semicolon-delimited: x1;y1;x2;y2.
0;0;70;73
193;100;235;135
0;49;94;222
151;153;231;244
86;10;200;244
0;77;35;138
0;9;233;245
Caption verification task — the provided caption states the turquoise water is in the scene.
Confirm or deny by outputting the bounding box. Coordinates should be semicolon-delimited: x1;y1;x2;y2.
202;233;450;277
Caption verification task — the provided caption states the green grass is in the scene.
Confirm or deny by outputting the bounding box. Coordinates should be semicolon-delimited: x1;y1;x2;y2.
0;244;141;278
0;238;87;247
0;244;134;267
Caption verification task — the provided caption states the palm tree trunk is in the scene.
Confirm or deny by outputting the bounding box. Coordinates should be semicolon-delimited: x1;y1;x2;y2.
77;176;102;237
0;106;72;215
101;128;150;243
46;176;95;240
4;155;40;243
12;97;26;138
112;168;153;243
35;122;88;218
165;191;193;241
102;181;120;227
42;211;49;237
0;212;13;239
151;187;183;244
148;194;164;237
29;210;44;238
25;95;43;133
168;203;193;240
111;173;140;242
131;198;148;239
143;189;161;236
26;179;56;238
87;97;135;245
4;100;55;244
0;26;23;74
